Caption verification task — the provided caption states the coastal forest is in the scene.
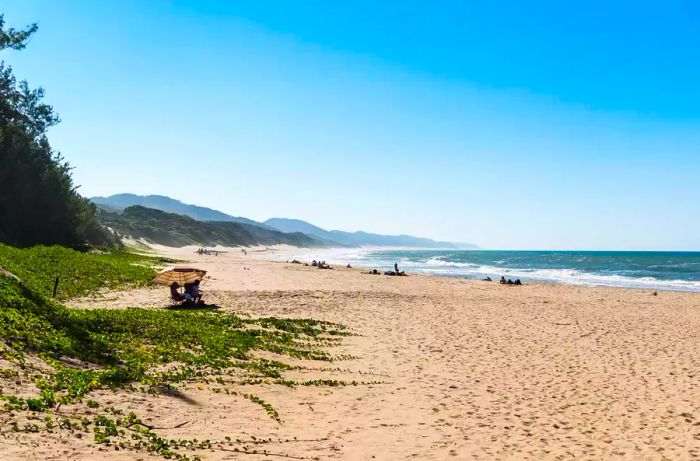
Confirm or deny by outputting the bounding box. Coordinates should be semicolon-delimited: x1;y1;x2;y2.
0;15;113;248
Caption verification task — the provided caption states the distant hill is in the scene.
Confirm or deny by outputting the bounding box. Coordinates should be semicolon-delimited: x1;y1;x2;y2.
99;206;329;248
91;194;269;228
264;218;333;241
265;218;476;249
92;193;476;249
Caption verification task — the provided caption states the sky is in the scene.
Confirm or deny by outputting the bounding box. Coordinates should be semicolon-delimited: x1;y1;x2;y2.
1;0;699;250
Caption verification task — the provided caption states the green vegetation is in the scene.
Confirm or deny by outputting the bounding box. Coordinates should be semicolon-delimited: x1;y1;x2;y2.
0;244;350;459
0;15;115;248
0;243;162;299
0;273;342;409
99;205;329;248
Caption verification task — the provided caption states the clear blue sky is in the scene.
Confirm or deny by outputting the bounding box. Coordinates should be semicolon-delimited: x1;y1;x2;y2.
2;0;699;250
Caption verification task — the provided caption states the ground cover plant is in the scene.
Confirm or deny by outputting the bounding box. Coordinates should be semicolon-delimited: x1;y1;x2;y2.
0;243;164;299
0;245;353;459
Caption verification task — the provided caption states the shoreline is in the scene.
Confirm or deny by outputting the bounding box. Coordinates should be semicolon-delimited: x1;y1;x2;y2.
232;244;700;293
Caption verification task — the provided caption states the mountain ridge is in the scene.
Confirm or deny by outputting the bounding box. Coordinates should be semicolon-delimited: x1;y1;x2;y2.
98;206;330;248
265;217;476;249
91;194;270;228
91;194;476;249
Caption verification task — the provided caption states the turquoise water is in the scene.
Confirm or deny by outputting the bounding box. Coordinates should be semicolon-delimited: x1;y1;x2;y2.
348;250;700;292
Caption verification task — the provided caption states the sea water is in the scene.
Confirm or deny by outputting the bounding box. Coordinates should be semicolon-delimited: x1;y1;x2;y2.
289;249;700;292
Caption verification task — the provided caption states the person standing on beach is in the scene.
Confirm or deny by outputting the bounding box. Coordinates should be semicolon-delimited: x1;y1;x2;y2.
394;262;399;273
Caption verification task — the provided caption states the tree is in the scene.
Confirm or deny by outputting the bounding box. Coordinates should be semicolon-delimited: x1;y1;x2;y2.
0;14;115;248
0;15;38;51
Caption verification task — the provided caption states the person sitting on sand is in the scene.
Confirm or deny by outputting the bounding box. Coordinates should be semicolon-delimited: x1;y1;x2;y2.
191;279;203;304
514;279;522;285
183;282;194;302
312;260;318;267
183;280;204;305
500;276;507;284
483;276;492;282
170;282;184;302
507;279;514;285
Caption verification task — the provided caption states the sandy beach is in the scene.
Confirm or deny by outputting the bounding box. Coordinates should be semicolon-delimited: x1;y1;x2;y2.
4;245;700;460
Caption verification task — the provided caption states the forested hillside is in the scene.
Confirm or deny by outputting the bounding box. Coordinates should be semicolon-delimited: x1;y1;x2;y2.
99;205;329;248
92;193;270;228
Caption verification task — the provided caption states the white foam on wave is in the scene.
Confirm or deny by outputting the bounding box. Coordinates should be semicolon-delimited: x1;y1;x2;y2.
378;255;700;291
413;264;700;292
400;256;479;268
274;247;374;265
273;249;700;292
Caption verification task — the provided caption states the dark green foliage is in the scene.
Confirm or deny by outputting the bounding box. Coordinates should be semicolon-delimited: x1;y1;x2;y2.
0;15;114;248
100;205;330;248
0;15;38;51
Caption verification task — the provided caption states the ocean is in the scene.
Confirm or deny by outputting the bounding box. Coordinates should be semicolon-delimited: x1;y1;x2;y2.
288;248;700;292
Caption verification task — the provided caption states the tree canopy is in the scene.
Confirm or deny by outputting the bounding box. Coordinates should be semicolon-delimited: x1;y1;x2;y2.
0;14;114;248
